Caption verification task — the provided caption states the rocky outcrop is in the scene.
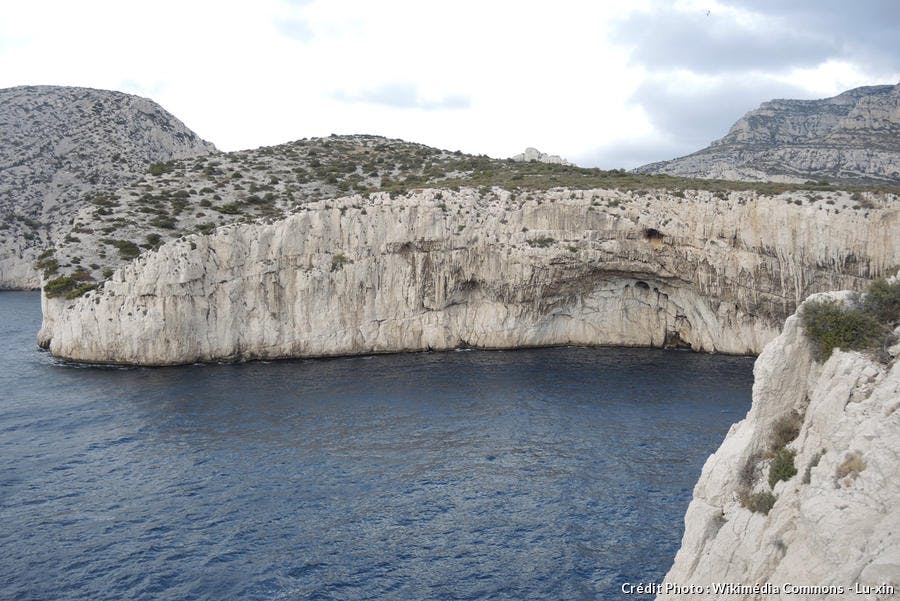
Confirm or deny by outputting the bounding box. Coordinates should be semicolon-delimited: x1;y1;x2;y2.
658;293;899;599
39;187;899;365
511;147;572;165
636;84;900;184
0;85;215;289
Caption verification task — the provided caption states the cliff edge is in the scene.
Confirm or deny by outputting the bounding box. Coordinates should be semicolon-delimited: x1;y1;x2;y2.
659;291;899;600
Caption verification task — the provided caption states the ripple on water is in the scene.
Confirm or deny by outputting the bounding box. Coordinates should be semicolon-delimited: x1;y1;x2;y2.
0;292;753;600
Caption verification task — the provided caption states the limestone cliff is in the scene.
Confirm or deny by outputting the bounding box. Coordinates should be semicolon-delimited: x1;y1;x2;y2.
658;293;899;600
636;84;900;184
39;187;898;365
0;85;215;289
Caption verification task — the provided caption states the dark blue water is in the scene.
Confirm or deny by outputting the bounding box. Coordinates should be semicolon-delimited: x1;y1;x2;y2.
0;291;754;600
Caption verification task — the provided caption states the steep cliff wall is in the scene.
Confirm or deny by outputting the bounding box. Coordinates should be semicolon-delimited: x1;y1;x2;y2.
39;187;899;365
636;84;900;184
658;293;899;600
0;85;215;289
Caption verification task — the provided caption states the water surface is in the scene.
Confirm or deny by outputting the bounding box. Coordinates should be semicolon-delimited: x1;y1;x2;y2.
0;291;753;600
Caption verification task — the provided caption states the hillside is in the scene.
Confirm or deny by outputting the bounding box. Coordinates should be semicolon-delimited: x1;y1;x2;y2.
636;84;900;185
35;133;900;303
0;85;215;289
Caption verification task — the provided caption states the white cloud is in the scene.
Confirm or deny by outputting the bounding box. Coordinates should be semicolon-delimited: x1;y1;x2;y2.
0;0;895;167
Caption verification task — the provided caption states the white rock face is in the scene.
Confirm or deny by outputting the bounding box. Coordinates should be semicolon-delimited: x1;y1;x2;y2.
636;84;900;184
658;294;900;600
40;187;899;365
0;85;215;289
511;147;572;165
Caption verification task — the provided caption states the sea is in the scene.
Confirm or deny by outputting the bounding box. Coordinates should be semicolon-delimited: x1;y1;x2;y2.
0;291;754;600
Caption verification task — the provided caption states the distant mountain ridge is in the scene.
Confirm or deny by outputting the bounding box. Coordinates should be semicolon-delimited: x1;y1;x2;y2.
635;83;900;184
0;85;215;288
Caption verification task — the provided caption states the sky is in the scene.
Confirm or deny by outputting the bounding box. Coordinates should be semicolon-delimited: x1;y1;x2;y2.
1;0;897;168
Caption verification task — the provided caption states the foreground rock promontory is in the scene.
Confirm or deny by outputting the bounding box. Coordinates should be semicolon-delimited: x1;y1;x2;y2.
658;290;899;600
39;185;898;365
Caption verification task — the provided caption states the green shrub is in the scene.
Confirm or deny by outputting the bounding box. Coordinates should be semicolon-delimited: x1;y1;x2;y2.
150;215;176;229
801;300;883;360
44;269;97;299
863;278;900;323
144;233;163;249
148;162;168;176
44;275;78;298
215;202;243;215
65;283;98;299
330;253;352;272
747;491;776;515
101;238;141;260
35;256;59;277
769;449;797;488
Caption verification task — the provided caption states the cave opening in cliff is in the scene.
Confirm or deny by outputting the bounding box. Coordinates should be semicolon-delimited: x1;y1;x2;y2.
644;228;664;241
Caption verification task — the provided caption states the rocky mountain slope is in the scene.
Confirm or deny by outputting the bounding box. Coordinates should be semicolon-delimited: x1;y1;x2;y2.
658;290;899;600
0;85;215;289
636;84;900;185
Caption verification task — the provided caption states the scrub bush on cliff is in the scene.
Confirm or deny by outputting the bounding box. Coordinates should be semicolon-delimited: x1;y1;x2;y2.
801;300;882;361
863;278;900;323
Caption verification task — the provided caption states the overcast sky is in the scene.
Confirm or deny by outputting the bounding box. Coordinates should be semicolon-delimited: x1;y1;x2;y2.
1;0;897;167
